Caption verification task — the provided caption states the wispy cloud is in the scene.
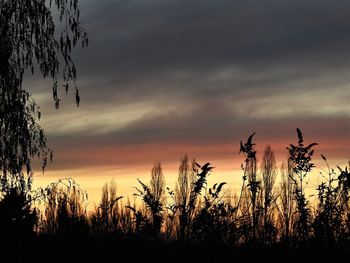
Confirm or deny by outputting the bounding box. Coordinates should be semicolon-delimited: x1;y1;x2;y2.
27;0;350;173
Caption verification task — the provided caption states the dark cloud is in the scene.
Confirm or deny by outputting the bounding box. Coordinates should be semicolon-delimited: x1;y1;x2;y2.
49;0;350;108
74;0;350;74
26;0;350;172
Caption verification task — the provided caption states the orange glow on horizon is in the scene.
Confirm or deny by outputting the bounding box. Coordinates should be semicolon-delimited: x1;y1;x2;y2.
33;151;349;210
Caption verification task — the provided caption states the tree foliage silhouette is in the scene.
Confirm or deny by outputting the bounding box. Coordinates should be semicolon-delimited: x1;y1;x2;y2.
92;180;123;233
287;128;317;240
261;145;277;244
132;162;166;236
0;187;38;239
174;155;196;240
0;0;87;238
0;0;88;177
240;132;260;241
279;161;295;241
0;129;346;262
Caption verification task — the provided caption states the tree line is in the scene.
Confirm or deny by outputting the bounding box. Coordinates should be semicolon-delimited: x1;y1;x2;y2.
1;129;349;249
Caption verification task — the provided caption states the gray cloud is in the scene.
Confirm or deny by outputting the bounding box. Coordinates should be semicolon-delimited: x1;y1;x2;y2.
56;0;350;110
25;0;350;172
74;0;350;74
41;100;349;172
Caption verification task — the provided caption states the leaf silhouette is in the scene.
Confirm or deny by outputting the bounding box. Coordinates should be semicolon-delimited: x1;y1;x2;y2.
216;182;226;194
247;132;256;146
296;127;303;144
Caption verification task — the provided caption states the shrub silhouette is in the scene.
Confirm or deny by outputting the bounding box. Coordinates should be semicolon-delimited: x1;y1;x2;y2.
0;128;349;261
0;172;38;238
279;161;295;242
287;128;317;241
313;156;350;244
240;132;260;241
174;155;196;240
129;162;166;238
0;0;88;254
41;178;89;235
260;145;277;245
91;180;123;234
0;187;38;239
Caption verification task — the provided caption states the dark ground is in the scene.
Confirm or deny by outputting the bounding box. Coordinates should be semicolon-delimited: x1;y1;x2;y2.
1;236;350;263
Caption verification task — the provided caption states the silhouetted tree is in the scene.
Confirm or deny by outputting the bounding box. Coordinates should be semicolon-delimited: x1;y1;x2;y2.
44;185;58;233
0;0;87;176
133;162;166;237
240;133;260;241
175;155;195;239
0;187;38;239
261;145;277;244
44;185;88;235
0;0;87;239
279;161;295;242
1;129;348;259
313;156;350;244
92;180;123;233
40;178;89;235
0;169;38;239
287;128;317;241
150;161;166;205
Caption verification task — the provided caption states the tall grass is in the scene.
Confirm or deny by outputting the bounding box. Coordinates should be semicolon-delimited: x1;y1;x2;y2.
1;128;349;256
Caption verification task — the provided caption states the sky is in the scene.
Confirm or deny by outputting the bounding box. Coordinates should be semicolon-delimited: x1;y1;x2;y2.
28;0;350;205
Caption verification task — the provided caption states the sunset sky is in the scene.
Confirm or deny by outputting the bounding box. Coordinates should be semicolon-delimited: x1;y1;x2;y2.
28;0;349;205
